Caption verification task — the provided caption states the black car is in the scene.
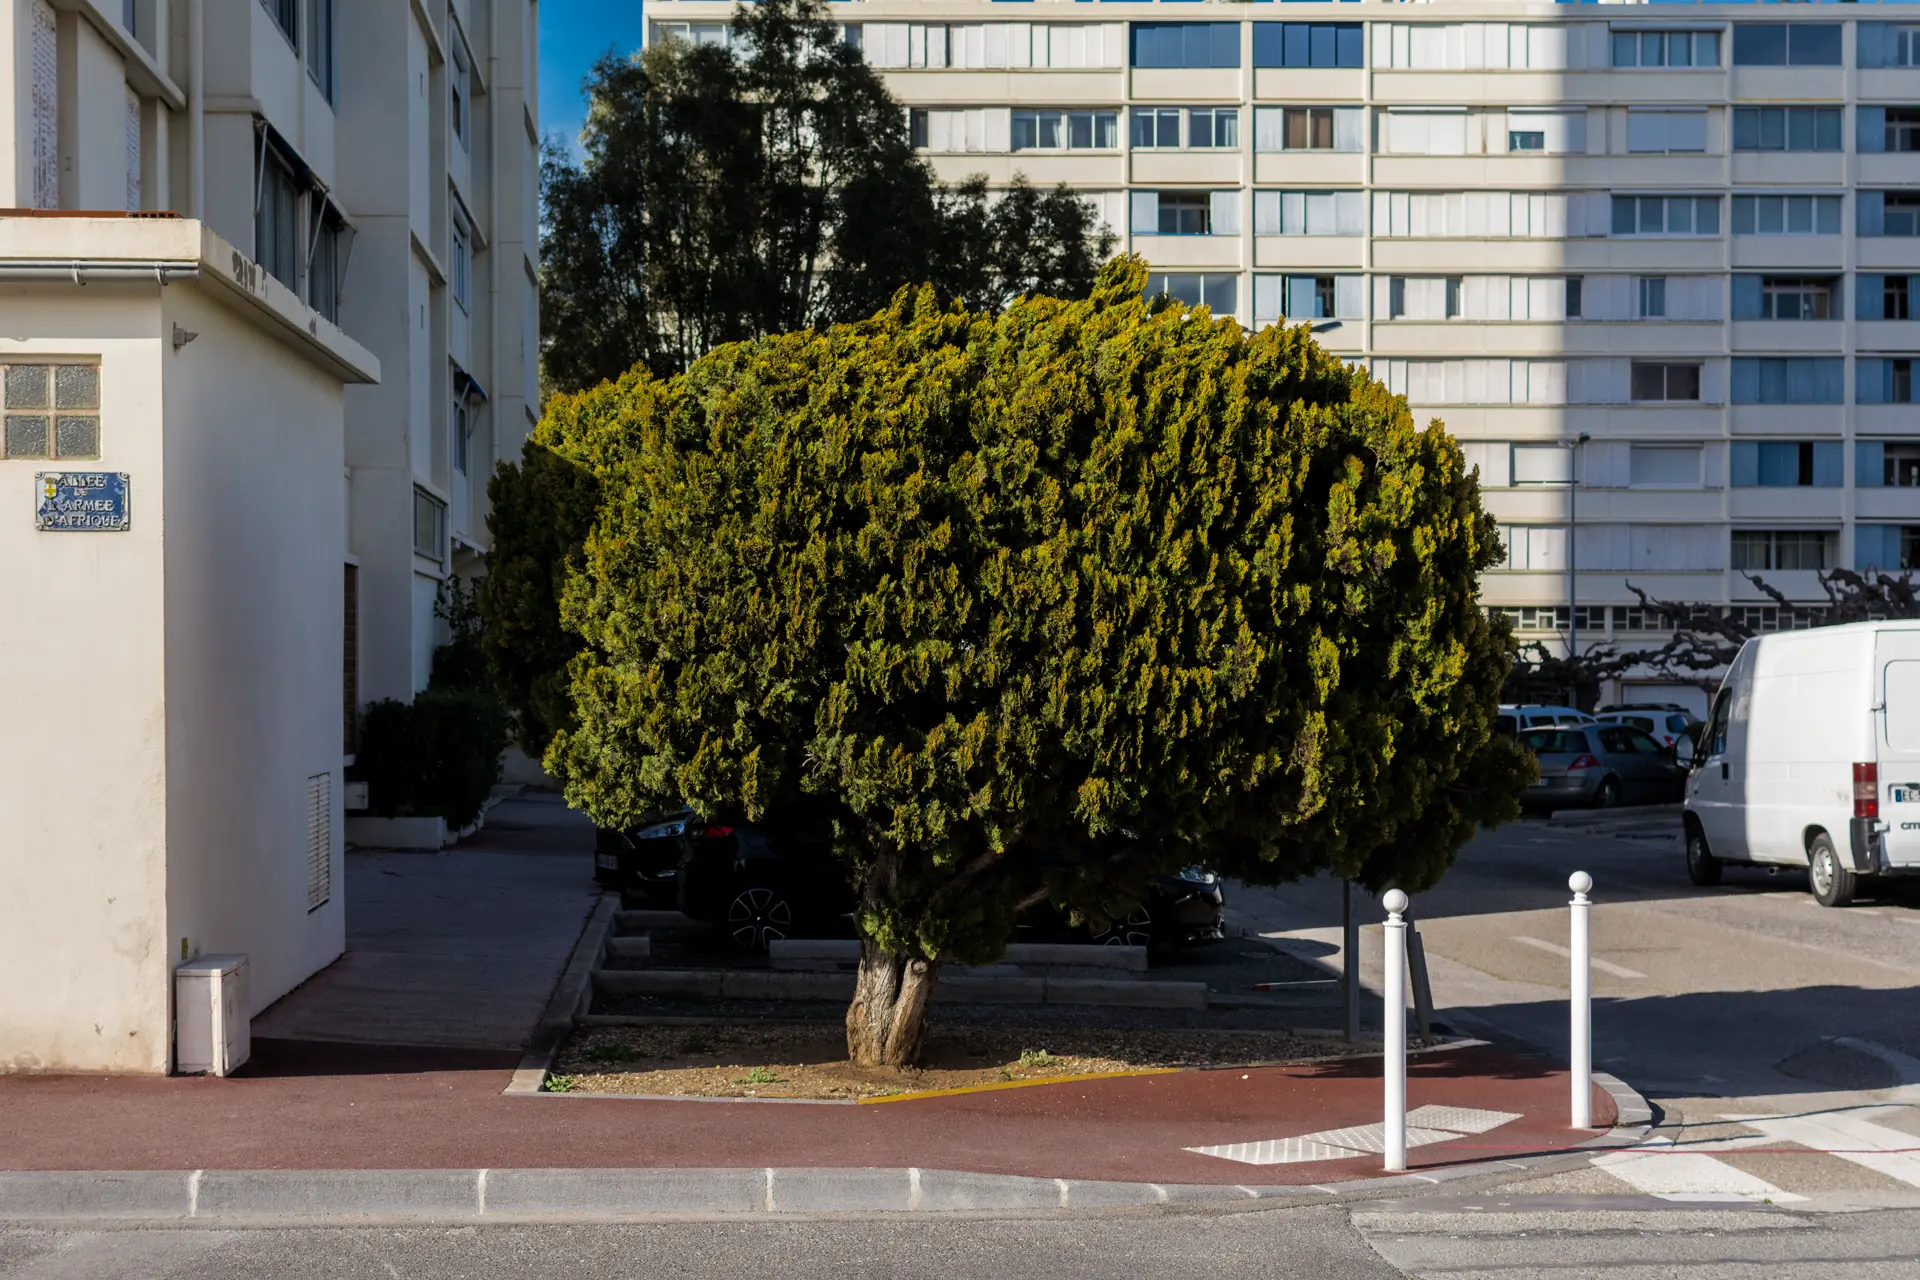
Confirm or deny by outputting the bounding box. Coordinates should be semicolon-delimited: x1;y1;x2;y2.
673;818;1226;954
593;808;693;906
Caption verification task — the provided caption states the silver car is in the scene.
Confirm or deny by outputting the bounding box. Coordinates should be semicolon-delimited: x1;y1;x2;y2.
1520;723;1688;810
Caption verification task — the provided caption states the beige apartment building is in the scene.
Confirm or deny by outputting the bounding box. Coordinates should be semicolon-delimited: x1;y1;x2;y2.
655;1;1920;708
0;0;538;1072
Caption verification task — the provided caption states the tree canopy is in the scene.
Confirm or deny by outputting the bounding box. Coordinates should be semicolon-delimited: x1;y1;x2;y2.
539;0;1112;392
488;257;1529;1064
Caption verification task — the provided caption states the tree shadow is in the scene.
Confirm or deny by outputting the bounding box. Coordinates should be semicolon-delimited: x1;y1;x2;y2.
236;1038;523;1079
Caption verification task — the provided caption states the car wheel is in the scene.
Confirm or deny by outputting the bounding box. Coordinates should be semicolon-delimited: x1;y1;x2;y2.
1685;825;1722;887
1807;832;1856;908
726;885;794;951
1594;777;1622;809
1091;904;1154;948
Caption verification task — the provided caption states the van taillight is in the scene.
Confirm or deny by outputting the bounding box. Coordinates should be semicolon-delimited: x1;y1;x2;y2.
1853;763;1879;820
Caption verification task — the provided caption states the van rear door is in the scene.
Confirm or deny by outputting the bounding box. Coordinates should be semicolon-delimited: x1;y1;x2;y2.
1875;630;1920;868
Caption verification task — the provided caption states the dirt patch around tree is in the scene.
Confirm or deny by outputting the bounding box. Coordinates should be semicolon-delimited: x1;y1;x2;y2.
546;1021;1357;1100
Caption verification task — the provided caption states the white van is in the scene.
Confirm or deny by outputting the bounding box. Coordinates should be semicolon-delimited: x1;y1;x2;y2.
1685;619;1920;906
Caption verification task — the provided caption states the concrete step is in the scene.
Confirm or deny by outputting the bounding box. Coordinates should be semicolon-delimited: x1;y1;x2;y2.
604;935;651;959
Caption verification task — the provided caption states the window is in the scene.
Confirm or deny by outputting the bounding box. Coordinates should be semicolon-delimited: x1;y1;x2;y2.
1612;29;1720;69
1013;109;1116;151
310;217;341;323
1856;525;1920;572
262;0;296;45
1509;130;1542;152
1626;109;1707;154
1732;23;1841;68
1144;272;1236;318
1251;23;1363;70
450;26;471;151
651;20;727;48
1630;445;1701;487
1383;110;1469;157
863;22;1122;70
1131;108;1180;149
1883;109;1920;155
1732;106;1841;153
1638;277;1667;319
450;213;470;311
452;385;470;476
1612;196;1720;237
911;109;1006;154
1732;530;1831;573
1254;189;1365;236
1512;444;1571;485
1156;192;1209;236
1630;362;1702;402
307;0;335;101
1734;275;1838;322
1859;275;1916;322
1566;277;1583;320
255;152;300;291
1380;23;1571;72
1;363;101;460
1860;23;1920;70
1131;23;1237;69
1253;275;1362;327
1502;108;1591;157
1884;444;1920;485
1386;277;1462;320
1860;358;1918;406
1731;195;1842;237
1862;193;1920;239
1254;106;1363;153
413;488;446;561
1731;357;1845;405
1189;108;1237;149
1731;441;1842;487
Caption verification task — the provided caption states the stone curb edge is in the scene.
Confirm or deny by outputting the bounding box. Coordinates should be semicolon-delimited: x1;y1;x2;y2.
504;892;620;1096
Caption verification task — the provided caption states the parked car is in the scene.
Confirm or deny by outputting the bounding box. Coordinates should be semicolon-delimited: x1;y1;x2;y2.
1685;620;1920;907
1519;723;1687;811
672;817;1227;953
1497;704;1596;737
593;808;693;905
1594;706;1699;751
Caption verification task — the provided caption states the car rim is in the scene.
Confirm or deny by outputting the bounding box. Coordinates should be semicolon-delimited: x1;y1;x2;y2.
1095;907;1153;947
1599;781;1618;807
1811;849;1833;897
1688;836;1705;870
727;887;792;950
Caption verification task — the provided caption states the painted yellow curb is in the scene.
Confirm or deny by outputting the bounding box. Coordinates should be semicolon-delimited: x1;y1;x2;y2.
858;1067;1181;1105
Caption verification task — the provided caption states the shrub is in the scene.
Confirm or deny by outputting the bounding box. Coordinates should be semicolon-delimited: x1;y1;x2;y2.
351;690;512;829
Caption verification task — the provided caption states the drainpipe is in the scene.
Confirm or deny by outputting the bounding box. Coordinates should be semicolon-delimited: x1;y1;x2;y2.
188;0;204;219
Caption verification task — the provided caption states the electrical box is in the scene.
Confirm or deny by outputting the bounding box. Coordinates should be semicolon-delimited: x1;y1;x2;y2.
175;954;251;1076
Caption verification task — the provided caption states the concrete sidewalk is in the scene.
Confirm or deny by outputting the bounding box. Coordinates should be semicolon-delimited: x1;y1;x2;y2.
251;793;600;1050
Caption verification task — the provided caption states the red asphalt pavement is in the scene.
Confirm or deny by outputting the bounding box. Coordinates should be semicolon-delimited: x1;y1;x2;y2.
0;1039;1614;1185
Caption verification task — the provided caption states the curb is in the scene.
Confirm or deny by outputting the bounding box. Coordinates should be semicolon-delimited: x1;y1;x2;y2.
504;892;620;1096
590;968;1209;1011
1548;804;1682;827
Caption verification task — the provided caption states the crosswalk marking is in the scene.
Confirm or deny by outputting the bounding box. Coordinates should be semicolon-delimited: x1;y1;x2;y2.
1510;934;1646;979
1592;1143;1806;1203
1186;1107;1522;1166
1724;1108;1920;1190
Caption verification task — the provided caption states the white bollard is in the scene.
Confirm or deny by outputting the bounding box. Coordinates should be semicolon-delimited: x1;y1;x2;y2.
1569;870;1593;1129
1382;888;1409;1172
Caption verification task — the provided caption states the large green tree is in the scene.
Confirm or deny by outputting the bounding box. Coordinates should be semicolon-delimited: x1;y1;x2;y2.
540;0;1111;392
497;257;1528;1066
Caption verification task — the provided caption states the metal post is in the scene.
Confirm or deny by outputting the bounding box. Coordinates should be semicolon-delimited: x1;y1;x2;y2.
1569;871;1593;1129
1382;888;1409;1171
1343;878;1359;1044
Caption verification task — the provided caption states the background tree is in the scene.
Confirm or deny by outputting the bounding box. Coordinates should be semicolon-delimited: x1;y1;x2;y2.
520;257;1528;1066
539;0;1112;392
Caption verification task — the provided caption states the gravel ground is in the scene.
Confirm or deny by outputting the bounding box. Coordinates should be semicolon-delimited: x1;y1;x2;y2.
549;1020;1360;1100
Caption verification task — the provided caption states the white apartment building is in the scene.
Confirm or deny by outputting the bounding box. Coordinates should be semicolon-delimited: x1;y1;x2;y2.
0;0;538;1073
653;1;1920;706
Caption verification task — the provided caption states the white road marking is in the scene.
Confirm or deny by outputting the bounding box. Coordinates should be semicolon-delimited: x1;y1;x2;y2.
1510;934;1647;980
1592;1144;1806;1203
1186;1110;1522;1166
1724;1108;1920;1190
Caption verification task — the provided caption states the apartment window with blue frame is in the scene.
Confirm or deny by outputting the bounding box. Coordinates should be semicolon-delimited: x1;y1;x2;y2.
1858;358;1917;405
1132;190;1240;237
1732;107;1841;153
1731;195;1842;237
1130;23;1238;69
1858;23;1920;70
1858;441;1920;487
1854;525;1920;573
1730;441;1842;488
1611;30;1720;69
1731;275;1841;321
1132;108;1181;148
1014;110;1118;151
1731;357;1844;405
1859;275;1917;321
1731;23;1841;68
1612;195;1721;237
1145;272;1237;319
1252;23;1363;69
1860;193;1920;238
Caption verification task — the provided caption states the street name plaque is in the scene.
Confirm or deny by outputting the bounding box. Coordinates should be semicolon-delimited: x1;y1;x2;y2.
36;472;130;532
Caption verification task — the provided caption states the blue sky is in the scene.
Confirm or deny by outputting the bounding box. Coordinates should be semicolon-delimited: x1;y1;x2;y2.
539;1;650;152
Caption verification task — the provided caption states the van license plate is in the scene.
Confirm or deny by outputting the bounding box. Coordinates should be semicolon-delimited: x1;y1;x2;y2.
1892;786;1920;805
596;852;619;870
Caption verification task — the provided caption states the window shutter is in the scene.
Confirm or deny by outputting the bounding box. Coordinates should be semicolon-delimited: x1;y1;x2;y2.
1815;358;1844;404
985;108;1011;153
1858;440;1886;484
1253;275;1283;327
306;773;333;911
1131;190;1159;234
1627;110;1664;153
1335;275;1364;319
1860;191;1885;238
1334;191;1364;235
1333;107;1365;154
1860;359;1888;405
1813;442;1844;488
1859;22;1889;70
1255;107;1284;152
1859;275;1885;321
1858;525;1896;571
31;0;57;209
125;88;141;212
1285;276;1314;319
1253;190;1281;235
1860;107;1886;155
1209;189;1240;236
1730;442;1759;487
1730;275;1762;320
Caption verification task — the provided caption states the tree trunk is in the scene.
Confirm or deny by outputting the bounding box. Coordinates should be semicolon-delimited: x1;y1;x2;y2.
846;941;938;1067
